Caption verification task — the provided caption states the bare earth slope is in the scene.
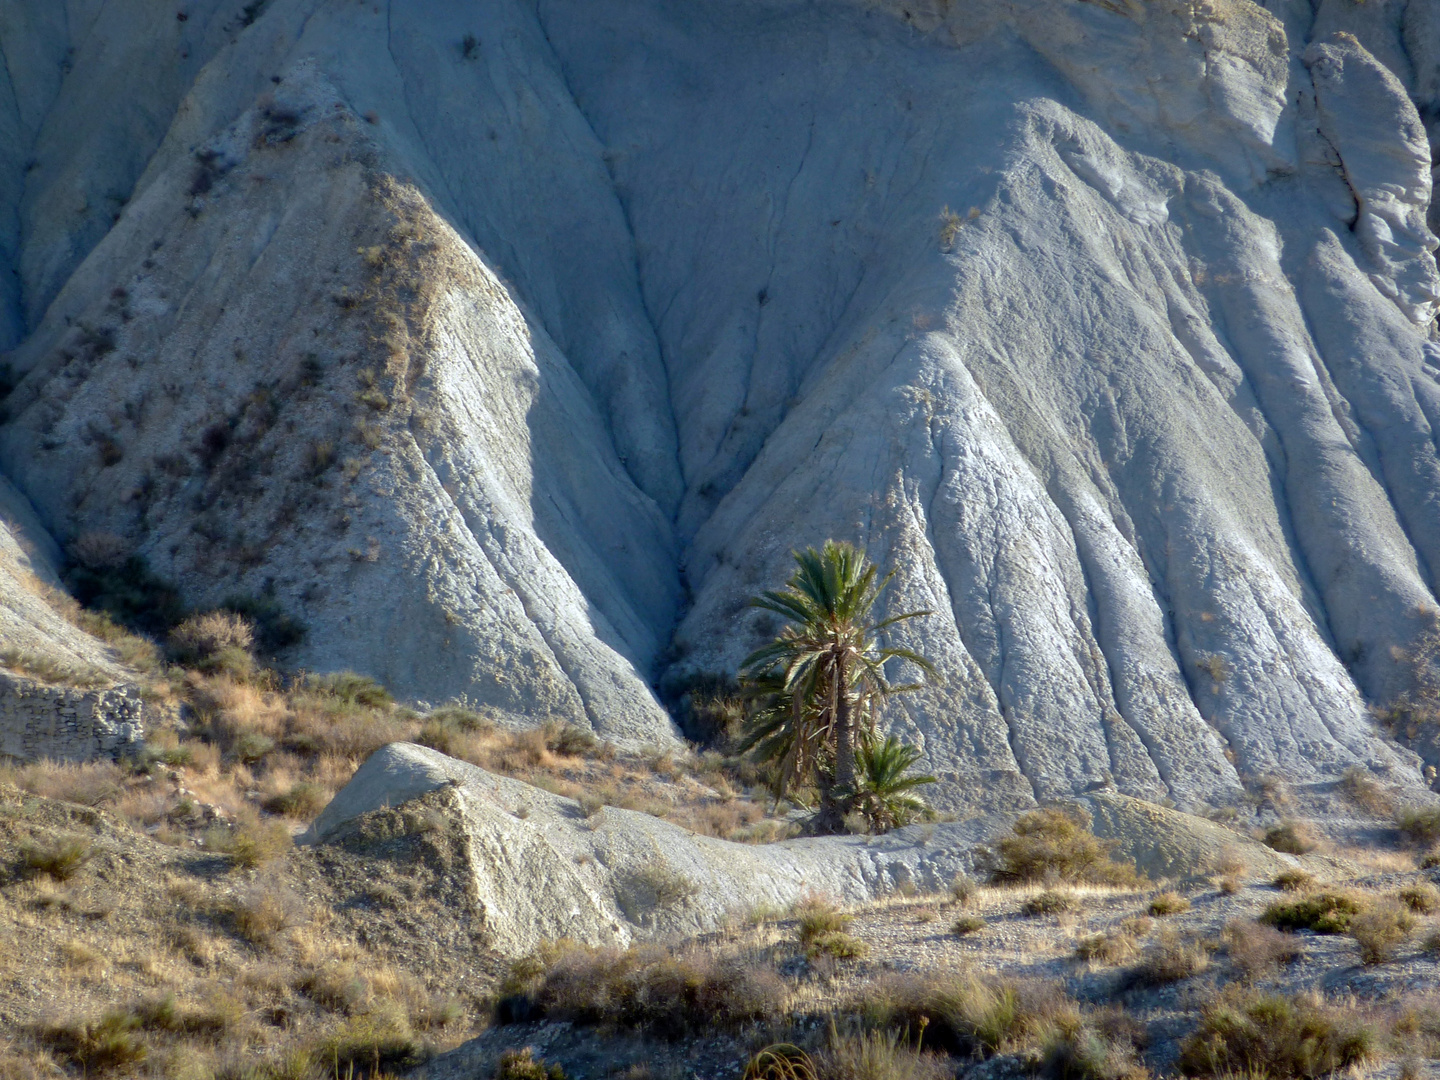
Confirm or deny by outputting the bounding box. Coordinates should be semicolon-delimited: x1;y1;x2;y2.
0;0;1438;805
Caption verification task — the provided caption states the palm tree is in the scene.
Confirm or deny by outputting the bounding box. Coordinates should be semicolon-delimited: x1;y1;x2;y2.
845;736;937;833
737;540;936;832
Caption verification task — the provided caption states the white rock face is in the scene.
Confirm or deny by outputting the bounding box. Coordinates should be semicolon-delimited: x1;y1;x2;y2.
307;742;1294;957
0;0;1438;803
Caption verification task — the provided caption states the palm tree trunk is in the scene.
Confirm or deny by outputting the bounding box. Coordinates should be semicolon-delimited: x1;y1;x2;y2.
832;649;855;826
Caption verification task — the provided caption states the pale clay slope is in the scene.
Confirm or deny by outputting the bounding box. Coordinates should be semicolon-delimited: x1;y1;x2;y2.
305;743;1301;958
0;1;1437;804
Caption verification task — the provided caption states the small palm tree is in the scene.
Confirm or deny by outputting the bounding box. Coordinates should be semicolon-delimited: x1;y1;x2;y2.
845;736;937;833
737;540;935;832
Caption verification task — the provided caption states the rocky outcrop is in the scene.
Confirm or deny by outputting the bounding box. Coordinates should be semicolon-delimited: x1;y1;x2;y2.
308;743;1298;957
0;0;1438;805
0;670;146;763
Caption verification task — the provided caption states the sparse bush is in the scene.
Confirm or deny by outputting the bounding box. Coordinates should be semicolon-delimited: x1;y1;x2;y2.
1261;891;1364;934
1022;889;1078;916
498;1047;566;1080
228;884;305;949
855;970;1074;1058
37;1009;148;1071
1349;902;1415;965
21;835;93;881
1397;806;1440;847
1149;891;1189;916
988;807;1141;886
1263;821;1318;855
797;896;852;942
499;940;788;1038
168;611;254;665
263;781;329;820
1398;882;1440;913
204;814;292;869
808;931;868;960
953;916;986;936
1340;767;1394;816
1272;869;1313;892
950;873;975;906
1131;928;1208;986
546;723;599;758
1075;931;1139;966
1221;920;1301;980
302;671;392;708
625;863;698;910
1042;1012;1150;1080
0;648;108;687
1178;989;1376;1078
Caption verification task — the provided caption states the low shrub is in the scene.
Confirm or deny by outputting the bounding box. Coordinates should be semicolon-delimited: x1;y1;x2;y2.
856;971;1075;1058
1349;902;1415;965
1022;889;1078;916
1178;990;1376;1078
1398;882;1440;914
987;807;1141;886
1396;806;1440;847
1263;822;1318;856
1221;920;1301;980
21;834;93;881
1075;931;1140;966
1131;928;1208;986
952;916;986;936
498;1047;566;1080
1340;767;1393;817
37;1009;148;1071
1260;891;1365;934
1272;869;1313;892
302;671;393;709
499;940;787;1038
626;863;698;909
168;611;254;666
263;781;329;820
1042;1014;1150;1080
950;873;976;906
796;896;852;943
203;814;293;869
807;931;868;960
1149;891;1189;916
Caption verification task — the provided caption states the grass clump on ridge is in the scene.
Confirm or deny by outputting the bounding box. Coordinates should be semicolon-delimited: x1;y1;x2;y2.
986;807;1141;886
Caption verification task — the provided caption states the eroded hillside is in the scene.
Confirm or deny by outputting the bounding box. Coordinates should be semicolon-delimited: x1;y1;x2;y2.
0;0;1438;809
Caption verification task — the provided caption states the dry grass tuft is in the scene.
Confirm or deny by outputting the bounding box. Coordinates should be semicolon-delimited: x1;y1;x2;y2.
1340;767;1394;817
1148;890;1190;916
20;834;93;881
1131;928;1209;986
1022;889;1078;917
1272;869;1313;892
817;1026;953;1080
1398;882;1440;914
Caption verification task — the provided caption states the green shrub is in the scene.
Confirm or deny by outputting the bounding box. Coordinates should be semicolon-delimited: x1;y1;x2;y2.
988;807;1140;885
21;834;93;881
66;552;185;637
855;971;1073;1058
952;916;986;936
1260;891;1364;934
1349;902;1415;965
1149;890;1190;916
1022;889;1077;916
1263;822;1318;855
203;816;292;869
1398;883;1440;914
1178;990;1375;1077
